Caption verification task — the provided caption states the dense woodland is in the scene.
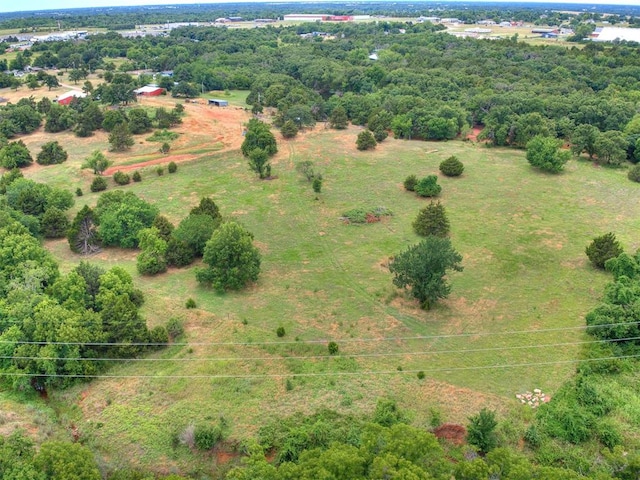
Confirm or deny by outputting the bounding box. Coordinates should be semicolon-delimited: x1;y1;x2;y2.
1;4;640;479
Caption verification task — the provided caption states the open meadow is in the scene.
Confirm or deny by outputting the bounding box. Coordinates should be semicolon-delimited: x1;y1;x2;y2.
1;88;638;472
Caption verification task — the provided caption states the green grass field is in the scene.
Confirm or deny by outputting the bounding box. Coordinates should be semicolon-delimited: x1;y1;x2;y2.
3;121;640;472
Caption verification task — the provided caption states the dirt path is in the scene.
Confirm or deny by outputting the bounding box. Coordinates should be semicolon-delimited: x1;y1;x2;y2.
466;126;484;142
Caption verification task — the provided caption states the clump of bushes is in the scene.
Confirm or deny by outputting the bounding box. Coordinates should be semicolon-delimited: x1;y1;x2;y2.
439;156;464;177
113;171;130;185
341;206;393;224
415;175;442;197
146;129;179;142
168;161;177;173
194;424;224;450
403;174;418;191
90;176;107;192
132;171;142;182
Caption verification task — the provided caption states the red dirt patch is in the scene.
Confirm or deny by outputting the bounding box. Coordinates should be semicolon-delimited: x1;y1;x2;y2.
466;126;484;142
433;423;467;446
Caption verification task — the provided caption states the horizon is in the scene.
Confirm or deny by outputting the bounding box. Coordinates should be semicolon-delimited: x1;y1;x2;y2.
2;0;640;14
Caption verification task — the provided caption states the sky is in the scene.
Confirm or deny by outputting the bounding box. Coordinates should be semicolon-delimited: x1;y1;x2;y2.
1;0;639;14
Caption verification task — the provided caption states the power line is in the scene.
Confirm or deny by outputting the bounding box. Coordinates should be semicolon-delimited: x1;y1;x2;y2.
3;336;638;362
0;320;631;347
1;354;638;379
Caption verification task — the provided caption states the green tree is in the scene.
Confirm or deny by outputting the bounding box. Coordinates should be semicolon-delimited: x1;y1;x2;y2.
152;215;174;242
41;207;69;238
329;106;348;129
68;69;85;85
281;119;298;138
44;74;60;90
37;141;68;165
403;174;418;192
82;150;112;175
594;130;628;166
467;408;499;454
34;441;100;480
389;236;463;310
190;197;222;221
173;213;220;256
241;119;277;157
45;103;76;133
102;109;127;132
628;164;640;183
571;124;600;159
196;221;261;292
108;122;134;152
414;175;442;197
0;140;33;168
356;130;376;150
96;192;159;248
127;108;152;134
439;156;464;177
136;227;168;275
526;135;570;173
413;201;450;237
248;147;271;179
586;232;623;269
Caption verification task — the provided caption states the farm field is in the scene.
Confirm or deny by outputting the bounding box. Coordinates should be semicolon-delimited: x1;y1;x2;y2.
1;91;637;471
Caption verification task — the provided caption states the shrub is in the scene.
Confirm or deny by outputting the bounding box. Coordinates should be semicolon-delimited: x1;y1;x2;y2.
146;129;179;142
76;188;83;197
166;237;196;267
37;141;68;165
628;164;640;183
596;418;622;449
281;120;298;139
312;177;322;194
90;176;107;192
194;424;223;450
149;325;169;346
113;171;130;185
415;175;442;197
524;425;541;447
168;161;177;173
276;326;286;337
156;167;164;176
328;341;339;355
413;201;450;237
439;156;464;177
356;130;377;151
132;171;142;182
373;128;388;143
185;298;196;309
373;399;406;427
586;232;623;269
417;371;425;379
166;317;184;340
160;142;170;154
342;207;392;224
404;174;418;191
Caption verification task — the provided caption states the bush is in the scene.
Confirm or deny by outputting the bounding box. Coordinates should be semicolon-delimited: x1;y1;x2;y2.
76;188;83;197
90;176;107;192
312;177;322;194
166;237;196;267
341;206;393;224
166;317;184;340
160;142;170;154
586;232;623;269
356;130;377;151
415;175;442;197
439;156;464;177
168;161;177;173
194;424;223;451
628;164;640;182
404;174;418;191
328;341;339;355
467;408;498;454
185;298;196;309
417;371;425;379
373;399;406;427
276;326;286;337
149;325;169;345
113;171;130;185
596;418;622;448
37;141;68;165
156;167;164;176
281;120;298;138
373;128;388;143
132;171;142;182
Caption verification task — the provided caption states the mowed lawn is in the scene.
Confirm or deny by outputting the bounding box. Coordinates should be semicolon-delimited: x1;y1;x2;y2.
12;124;640;471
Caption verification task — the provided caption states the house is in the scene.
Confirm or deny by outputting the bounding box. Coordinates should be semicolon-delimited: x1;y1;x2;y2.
208;99;228;107
134;85;164;96
56;91;87;105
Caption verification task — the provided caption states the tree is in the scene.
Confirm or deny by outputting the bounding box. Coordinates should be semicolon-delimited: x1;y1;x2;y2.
82;150;112;175
137;227;168;275
90;177;107;192
594;130;628;166
526;135;570;173
109;122;135;152
190;197;222;221
0;140;32;168
248;147;271;179
628;164;640;183
281;120;298;138
403;174;418;192
439;156;464;177
356;130;376;150
41;207;69;238
414;175;442;197
173;213;220;256
127;108;152;134
329;106;348;129
152;215;175;242
389;236;463;310
571;124;600;159
241;119;277;157
413;202;450;237
68;69;85;84
467;409;498;455
102;109;127;132
45;103;76;133
96;191;159;248
43;74;60;90
37;141;68;165
34;441;101;480
196;221;261;292
67;205;101;254
586;233;623;269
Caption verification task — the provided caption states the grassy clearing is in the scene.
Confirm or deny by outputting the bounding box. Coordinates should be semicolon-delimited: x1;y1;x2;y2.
7;124;640;471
